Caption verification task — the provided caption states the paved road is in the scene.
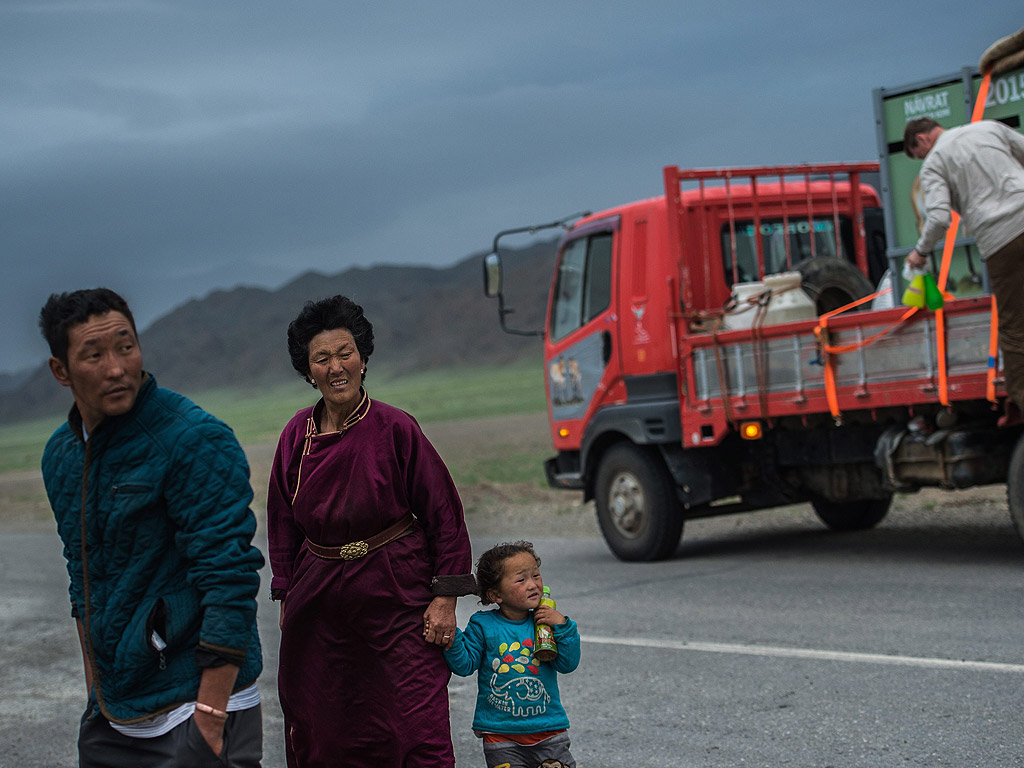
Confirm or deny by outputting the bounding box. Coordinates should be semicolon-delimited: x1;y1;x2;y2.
3;518;1023;767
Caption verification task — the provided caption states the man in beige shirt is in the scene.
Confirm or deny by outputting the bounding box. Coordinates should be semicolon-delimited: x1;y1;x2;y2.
904;117;1024;409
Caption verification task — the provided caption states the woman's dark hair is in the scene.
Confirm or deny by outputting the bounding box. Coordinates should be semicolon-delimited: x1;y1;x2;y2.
475;540;541;606
287;295;375;386
39;288;138;364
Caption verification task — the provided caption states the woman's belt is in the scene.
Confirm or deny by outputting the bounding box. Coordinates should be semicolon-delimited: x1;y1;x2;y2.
304;513;416;560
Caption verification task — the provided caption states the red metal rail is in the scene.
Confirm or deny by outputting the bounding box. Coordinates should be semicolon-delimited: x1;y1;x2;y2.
663;162;880;318
677;295;999;447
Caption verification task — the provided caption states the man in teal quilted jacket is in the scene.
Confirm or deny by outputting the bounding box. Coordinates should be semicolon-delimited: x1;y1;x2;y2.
39;288;264;767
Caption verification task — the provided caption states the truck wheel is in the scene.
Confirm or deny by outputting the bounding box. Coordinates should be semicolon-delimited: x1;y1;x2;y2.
1006;434;1024;544
594;443;684;561
811;496;892;531
795;256;875;314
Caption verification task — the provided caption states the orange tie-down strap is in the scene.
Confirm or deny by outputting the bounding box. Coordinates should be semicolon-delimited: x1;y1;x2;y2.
936;71;994;403
814;288;921;422
968;70;999;403
818;70;998;419
987;299;1000;402
932;228;959;407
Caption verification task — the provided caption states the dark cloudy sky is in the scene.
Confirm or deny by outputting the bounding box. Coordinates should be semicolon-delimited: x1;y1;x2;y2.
2;1;1017;373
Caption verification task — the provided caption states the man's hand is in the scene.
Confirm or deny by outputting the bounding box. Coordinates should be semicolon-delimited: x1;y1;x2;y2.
194;663;239;757
193;708;226;756
905;249;928;270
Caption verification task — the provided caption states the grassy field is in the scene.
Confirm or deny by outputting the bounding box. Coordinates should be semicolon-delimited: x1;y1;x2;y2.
0;416;65;475
0;360;551;485
5;361;1017;544
0;359;588;535
191;359;547;445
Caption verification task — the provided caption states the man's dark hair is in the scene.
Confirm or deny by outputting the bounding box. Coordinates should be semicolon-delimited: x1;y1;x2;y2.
903;117;942;157
287;295;375;385
39;288;138;364
475;540;541;606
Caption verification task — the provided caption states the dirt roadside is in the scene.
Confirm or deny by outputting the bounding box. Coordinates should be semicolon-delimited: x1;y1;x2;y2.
0;411;599;537
2;411;1019;549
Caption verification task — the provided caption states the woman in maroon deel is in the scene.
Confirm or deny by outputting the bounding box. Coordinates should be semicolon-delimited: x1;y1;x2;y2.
267;295;475;767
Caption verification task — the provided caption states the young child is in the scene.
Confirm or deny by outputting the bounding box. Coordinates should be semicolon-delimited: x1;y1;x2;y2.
444;540;581;768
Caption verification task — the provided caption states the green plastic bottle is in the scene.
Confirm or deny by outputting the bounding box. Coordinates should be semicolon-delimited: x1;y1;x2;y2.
923;273;945;310
534;586;558;662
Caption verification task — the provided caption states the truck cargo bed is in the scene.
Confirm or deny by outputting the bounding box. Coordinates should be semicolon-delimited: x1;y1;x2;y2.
682;296;997;438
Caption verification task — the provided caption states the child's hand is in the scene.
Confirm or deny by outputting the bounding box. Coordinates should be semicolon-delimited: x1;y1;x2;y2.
534;605;566;626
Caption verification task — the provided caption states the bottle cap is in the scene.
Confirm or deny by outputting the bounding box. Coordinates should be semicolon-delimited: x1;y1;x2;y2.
542;586;550;595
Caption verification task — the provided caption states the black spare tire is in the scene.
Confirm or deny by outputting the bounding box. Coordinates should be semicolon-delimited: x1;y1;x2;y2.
795;256;875;315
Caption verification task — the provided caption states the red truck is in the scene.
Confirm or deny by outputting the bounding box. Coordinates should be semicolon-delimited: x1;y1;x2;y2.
484;160;1023;560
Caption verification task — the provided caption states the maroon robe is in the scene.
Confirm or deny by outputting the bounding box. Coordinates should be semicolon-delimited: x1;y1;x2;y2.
268;397;473;767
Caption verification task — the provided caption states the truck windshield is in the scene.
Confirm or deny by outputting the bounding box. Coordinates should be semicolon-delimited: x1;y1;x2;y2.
721;217;852;285
550;232;612;341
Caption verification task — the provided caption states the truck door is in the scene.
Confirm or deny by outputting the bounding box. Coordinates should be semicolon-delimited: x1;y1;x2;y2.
546;221;616;438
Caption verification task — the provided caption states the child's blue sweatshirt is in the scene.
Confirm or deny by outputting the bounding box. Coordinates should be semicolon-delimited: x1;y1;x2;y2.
444;609;581;734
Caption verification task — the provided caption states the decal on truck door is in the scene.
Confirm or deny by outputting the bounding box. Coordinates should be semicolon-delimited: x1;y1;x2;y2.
549;333;603;421
631;304;651;345
547;228;614;423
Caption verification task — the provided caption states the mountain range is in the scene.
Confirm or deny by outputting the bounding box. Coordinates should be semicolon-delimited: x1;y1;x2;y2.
0;240;557;424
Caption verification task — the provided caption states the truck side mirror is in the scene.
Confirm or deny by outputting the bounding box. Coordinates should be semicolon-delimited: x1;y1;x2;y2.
483;252;503;298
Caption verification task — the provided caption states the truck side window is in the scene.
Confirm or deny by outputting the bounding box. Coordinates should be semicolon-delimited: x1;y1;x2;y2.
583;234;612;322
550;232;613;341
721;217;851;285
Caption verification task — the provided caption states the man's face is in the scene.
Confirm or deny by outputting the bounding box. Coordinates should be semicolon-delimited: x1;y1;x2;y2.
48;311;143;432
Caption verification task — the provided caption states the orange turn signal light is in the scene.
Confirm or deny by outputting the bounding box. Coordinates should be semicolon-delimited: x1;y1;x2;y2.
558;428;570;438
740;421;763;440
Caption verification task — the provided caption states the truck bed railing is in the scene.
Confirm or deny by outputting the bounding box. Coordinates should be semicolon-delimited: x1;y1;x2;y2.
663;163;880;316
681;296;999;442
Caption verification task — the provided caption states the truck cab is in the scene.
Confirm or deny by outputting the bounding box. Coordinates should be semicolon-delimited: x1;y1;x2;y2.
485;162;1010;561
542;166;884;487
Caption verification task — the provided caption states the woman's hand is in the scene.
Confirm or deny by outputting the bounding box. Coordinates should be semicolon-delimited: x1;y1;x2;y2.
422;596;457;650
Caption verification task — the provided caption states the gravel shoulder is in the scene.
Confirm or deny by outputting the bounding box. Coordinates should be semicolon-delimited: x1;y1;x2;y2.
2;411;1019;551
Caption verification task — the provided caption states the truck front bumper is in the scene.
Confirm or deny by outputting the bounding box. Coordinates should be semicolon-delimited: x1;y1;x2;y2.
544;455;583;490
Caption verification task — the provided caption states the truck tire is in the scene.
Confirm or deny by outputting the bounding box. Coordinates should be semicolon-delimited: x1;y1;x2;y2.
795;256;876;315
594;443;684;561
1006;433;1024;545
811;496;892;531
